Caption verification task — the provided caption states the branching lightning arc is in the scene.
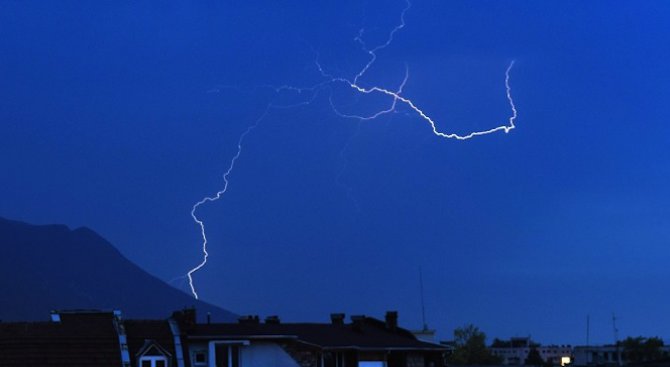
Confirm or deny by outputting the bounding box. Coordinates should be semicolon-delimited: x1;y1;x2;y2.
185;0;518;299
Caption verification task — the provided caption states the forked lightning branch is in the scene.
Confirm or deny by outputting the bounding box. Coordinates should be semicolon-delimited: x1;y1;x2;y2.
186;0;518;299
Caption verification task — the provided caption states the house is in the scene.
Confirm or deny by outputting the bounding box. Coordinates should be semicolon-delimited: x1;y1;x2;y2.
572;345;670;366
489;337;573;366
0;310;125;366
0;309;446;367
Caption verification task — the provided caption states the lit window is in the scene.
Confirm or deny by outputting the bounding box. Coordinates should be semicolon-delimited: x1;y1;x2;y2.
359;362;385;367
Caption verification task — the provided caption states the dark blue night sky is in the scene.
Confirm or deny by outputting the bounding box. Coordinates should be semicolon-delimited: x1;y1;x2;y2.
2;1;669;344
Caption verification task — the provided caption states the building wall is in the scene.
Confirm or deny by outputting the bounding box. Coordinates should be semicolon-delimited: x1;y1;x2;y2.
491;346;572;366
187;341;301;367
242;342;302;367
572;345;670;366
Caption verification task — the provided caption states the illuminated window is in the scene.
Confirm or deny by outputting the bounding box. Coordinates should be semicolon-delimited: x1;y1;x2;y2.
358;362;385;367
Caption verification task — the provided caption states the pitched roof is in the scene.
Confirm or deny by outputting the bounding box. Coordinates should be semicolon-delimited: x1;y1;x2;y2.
0;310;444;367
188;317;445;351
125;320;188;366
0;312;121;367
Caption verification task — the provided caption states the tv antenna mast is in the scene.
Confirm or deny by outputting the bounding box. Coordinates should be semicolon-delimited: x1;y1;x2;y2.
419;267;428;331
613;313;622;366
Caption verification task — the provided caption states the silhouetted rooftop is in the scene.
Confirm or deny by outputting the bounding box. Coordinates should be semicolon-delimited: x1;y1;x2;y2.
0;311;120;367
189;316;445;351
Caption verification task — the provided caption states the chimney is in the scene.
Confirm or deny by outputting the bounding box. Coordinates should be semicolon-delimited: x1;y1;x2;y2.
265;316;281;324
385;311;398;331
238;315;260;325
330;313;345;326
207;312;211;324
171;308;197;330
351;315;365;331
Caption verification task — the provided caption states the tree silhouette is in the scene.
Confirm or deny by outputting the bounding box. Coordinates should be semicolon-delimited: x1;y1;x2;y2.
525;347;544;366
448;324;502;365
621;336;664;362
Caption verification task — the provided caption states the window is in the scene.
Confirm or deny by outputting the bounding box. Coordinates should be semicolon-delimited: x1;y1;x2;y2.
324;351;346;367
139;356;168;367
406;354;424;367
136;340;171;367
192;350;208;366
358;362;385;367
214;345;240;367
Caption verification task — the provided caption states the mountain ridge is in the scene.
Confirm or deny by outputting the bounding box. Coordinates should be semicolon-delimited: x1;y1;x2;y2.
0;216;236;322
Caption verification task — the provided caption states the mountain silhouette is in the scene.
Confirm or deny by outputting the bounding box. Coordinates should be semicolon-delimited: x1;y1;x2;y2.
0;216;236;322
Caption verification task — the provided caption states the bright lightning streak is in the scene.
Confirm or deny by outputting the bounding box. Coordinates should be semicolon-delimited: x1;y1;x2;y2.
353;0;410;85
319;0;517;140
330;64;409;121
184;88;324;299
186;110;267;300
185;0;518;299
330;60;517;140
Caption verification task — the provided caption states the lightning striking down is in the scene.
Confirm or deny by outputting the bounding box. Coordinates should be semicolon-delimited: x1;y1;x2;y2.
184;90;324;299
185;0;518;299
186;110;267;300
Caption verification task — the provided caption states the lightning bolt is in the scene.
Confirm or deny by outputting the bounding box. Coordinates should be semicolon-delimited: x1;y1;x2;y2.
186;110;267;299
330;61;517;140
324;0;517;139
185;0;518;299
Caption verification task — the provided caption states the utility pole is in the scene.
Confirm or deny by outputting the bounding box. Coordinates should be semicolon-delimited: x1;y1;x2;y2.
586;314;592;365
419;267;427;331
586;314;590;347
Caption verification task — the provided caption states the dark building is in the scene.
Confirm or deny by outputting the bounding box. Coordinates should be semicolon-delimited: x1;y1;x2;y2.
0;309;445;367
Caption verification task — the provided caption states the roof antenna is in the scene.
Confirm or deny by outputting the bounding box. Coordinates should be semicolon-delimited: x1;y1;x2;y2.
586;314;590;347
613;313;622;366
419;267;427;331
